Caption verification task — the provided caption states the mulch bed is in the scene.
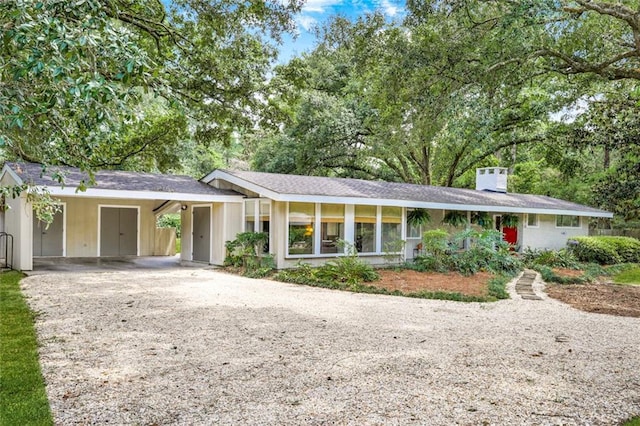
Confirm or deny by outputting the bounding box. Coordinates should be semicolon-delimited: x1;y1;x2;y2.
374;270;493;297
546;283;640;318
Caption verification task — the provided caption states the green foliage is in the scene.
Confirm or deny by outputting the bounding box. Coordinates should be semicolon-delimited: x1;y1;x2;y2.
157;213;181;238
442;211;468;228
0;271;53;425
501;214;519;228
623;416;640;426
534;264;606;285
471;211;493;229
612;266;640;285
407;209;431;227
414;229;522;276
567;236;640;265
382;239;406;266
224;232;272;277
521;248;580;269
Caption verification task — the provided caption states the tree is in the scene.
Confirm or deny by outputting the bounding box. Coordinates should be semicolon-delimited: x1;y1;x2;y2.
0;0;301;175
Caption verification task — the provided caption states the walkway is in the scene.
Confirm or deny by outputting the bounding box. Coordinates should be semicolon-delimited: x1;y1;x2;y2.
515;269;542;300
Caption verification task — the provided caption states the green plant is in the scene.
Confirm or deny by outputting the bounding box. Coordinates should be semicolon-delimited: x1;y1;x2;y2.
157;213;181;237
567;236;640;264
422;229;450;256
521;248;580;269
442;210;468;228
407;208;431;227
383;239;406;265
613;266;640;285
0;271;53;425
471;211;493;229
501;214;519;228
622;416;640;426
224;232;271;276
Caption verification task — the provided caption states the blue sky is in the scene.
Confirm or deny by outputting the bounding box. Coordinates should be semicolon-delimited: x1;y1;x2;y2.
277;0;405;62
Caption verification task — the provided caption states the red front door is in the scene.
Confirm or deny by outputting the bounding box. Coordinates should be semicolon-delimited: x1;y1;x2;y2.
503;226;518;245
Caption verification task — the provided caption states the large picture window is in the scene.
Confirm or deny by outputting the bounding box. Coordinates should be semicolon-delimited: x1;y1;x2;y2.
321;204;344;254
381;206;402;250
355;205;377;253
288;202;315;255
556;215;580;228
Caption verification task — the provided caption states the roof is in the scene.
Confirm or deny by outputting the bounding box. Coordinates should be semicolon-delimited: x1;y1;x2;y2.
204;169;612;218
2;162;242;202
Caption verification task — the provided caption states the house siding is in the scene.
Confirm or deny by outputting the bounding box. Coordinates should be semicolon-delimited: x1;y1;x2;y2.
521;214;588;251
58;197;158;257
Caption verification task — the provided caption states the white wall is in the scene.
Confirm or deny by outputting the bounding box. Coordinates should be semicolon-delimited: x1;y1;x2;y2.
521;214;589;251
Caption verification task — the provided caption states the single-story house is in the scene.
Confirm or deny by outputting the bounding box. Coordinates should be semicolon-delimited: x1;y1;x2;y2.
1;162;612;271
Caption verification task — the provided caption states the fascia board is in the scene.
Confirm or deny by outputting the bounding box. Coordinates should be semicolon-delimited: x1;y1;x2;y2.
204;170;283;200
45;186;244;203
273;194;613;218
0;164;24;186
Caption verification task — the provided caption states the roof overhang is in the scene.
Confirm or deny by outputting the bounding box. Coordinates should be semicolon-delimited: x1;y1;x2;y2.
45;186;244;203
205;170;613;218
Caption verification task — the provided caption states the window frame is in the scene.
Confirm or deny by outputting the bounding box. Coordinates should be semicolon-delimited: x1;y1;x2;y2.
526;213;539;228
555;215;581;228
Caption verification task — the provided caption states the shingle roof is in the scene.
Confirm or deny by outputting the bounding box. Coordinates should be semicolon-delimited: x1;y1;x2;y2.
5;162;239;196
216;169;611;216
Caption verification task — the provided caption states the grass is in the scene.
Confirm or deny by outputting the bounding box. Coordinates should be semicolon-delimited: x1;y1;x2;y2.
0;271;53;426
175;237;181;254
623;416;640;426
613;266;640;285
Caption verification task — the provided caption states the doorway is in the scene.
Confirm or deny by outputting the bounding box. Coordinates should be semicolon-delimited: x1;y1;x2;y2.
100;206;139;256
192;205;211;262
33;206;65;256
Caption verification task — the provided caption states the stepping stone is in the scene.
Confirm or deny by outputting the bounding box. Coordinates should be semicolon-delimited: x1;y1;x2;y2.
515;270;542;300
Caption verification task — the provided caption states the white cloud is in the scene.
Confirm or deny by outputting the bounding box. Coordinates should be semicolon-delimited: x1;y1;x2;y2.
296;15;318;31
379;0;399;17
302;0;343;13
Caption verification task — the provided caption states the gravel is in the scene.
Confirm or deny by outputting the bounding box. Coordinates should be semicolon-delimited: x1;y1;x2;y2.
22;269;640;425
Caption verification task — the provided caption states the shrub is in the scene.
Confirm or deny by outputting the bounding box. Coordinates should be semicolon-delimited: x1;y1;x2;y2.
567;236;640;264
224;232;272;276
521;248;580;269
157;213;181;237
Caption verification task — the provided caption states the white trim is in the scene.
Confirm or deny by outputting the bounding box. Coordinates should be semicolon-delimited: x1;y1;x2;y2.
201;171;613;218
191;204;213;263
44;186;243;203
97;205;141;256
525;213;540;228
203;170;281;200
0;164;24;186
61;202;67;257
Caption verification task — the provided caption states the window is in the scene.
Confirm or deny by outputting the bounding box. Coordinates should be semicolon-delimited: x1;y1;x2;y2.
556;215;580;228
244;200;256;232
320;204;344;254
259;201;270;252
355;205;377;253
527;213;539;228
381;206;402;251
288;202;315;255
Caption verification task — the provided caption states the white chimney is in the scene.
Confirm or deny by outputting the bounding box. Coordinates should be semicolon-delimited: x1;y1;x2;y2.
476;167;508;193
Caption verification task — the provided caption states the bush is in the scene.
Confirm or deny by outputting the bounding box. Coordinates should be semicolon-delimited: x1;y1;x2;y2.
567;236;640;264
521;248;579;269
224;232;272;277
157;213;181;237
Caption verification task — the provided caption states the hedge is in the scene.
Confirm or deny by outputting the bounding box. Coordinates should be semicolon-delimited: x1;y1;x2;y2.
567;236;640;264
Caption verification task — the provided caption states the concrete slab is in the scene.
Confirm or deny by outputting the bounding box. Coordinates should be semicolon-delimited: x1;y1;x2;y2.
27;255;212;275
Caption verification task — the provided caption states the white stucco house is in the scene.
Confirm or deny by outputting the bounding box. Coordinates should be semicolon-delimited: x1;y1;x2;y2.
0;162;612;271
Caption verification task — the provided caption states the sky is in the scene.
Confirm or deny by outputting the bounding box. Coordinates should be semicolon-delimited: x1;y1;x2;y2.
277;0;406;62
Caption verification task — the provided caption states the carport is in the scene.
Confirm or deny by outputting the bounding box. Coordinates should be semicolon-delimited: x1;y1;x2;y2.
0;162;244;271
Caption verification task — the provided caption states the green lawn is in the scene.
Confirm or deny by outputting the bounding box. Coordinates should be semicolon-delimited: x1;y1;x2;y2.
624;416;640;426
0;271;53;426
613;266;640;285
176;237;181;254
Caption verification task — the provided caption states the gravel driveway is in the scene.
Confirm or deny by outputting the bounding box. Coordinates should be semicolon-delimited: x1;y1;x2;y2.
22;269;640;425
